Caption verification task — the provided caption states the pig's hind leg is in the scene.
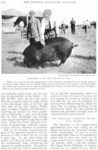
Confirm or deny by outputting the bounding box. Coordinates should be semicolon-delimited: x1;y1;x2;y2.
59;55;67;66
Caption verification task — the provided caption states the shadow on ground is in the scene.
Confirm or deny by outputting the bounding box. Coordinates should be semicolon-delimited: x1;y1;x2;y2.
6;56;59;68
6;57;25;67
6;53;96;69
14;61;59;68
14;61;25;67
71;55;96;60
8;51;22;54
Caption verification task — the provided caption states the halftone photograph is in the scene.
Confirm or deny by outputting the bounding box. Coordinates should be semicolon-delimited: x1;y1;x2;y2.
2;0;96;74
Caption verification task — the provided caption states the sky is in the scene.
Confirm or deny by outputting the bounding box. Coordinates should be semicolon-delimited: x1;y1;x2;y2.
1;0;98;25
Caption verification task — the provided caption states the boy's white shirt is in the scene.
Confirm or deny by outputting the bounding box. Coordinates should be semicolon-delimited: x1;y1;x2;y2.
84;20;90;26
40;18;59;41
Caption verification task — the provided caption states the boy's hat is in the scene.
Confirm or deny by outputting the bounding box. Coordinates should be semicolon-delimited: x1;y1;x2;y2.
43;9;52;18
29;10;36;16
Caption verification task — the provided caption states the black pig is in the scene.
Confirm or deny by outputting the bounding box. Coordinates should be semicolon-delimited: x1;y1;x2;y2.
23;37;78;68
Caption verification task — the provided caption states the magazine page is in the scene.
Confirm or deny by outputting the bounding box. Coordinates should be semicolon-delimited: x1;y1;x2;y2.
0;0;98;150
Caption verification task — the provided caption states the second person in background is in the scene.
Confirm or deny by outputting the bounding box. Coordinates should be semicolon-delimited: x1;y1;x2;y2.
27;10;41;46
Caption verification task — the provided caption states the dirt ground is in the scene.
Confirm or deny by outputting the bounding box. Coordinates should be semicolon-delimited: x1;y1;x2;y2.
2;28;96;74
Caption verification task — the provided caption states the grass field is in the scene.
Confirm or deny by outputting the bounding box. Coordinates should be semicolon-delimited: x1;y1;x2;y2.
2;28;96;74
